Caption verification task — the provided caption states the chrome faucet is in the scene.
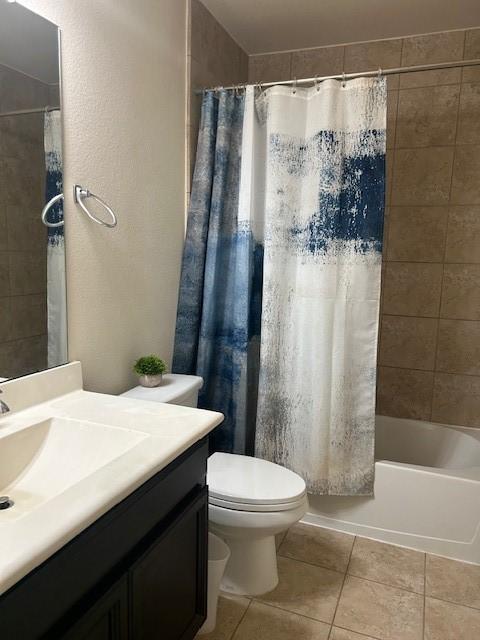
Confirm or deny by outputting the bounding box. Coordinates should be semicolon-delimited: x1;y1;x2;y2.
0;389;10;415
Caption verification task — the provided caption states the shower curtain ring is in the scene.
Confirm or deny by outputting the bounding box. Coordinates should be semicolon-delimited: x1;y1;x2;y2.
342;71;346;88
256;81;265;98
377;67;383;79
315;75;320;92
292;77;297;94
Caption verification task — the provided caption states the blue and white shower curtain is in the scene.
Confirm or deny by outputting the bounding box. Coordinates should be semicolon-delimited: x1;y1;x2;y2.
174;79;386;495
44;110;67;368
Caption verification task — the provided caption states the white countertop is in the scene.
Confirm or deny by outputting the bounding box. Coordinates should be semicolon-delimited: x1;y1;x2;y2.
0;364;223;596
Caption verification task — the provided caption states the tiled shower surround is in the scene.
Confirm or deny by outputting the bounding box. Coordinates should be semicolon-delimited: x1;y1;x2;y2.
0;64;54;377
188;4;480;428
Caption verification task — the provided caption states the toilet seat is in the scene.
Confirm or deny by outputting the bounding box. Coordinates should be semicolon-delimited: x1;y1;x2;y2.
207;452;307;512
209;494;307;512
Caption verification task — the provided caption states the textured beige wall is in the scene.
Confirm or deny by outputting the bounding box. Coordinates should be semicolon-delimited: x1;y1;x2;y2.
249;29;480;427
18;0;187;393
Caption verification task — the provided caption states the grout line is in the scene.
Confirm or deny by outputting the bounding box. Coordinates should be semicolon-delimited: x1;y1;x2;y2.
379;364;480;382
388;203;480;208
429;66;464;417
332;623;385;640
229;598;252;640
399;36;406;67
462;29;468;60
385;260;480;266
328;536;356;630
344;569;425;597
276;553;346;577
397;142;479;149
397;79;470;90
425;594;480;614
247;27;470;58
422;553;427;638
252;598;335;626
382;312;480;322
393;141;471;149
0;292;48;299
0;333;48;346
384;45;401;254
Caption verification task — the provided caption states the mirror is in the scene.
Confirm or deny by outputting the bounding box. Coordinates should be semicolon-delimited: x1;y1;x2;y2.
0;1;65;380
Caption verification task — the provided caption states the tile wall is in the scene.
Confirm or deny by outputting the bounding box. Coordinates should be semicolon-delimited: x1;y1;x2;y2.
0;64;55;377
248;29;480;427
186;0;248;199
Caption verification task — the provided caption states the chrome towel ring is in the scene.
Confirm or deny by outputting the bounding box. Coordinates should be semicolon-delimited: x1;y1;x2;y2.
41;185;118;228
41;193;64;228
74;185;117;228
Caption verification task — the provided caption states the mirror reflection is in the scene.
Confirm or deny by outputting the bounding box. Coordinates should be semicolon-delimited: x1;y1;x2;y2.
0;2;65;380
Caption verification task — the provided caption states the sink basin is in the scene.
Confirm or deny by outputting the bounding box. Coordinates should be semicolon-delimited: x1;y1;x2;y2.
0;417;147;520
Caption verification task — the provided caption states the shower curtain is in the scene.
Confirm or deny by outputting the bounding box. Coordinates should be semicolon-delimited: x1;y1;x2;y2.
44;110;67;368
174;79;386;495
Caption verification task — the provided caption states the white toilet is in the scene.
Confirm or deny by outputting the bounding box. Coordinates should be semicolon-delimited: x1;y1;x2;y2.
122;374;308;596
207;452;308;595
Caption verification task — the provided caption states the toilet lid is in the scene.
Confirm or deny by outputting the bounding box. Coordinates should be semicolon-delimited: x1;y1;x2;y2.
207;453;306;507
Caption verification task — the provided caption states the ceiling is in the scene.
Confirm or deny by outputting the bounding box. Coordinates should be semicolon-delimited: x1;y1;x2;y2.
0;2;59;84
200;0;480;54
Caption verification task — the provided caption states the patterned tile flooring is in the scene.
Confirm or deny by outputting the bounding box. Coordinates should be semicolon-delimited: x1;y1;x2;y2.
199;523;480;640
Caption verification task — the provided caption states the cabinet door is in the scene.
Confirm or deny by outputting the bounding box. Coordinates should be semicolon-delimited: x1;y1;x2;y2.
130;488;208;640
60;577;128;640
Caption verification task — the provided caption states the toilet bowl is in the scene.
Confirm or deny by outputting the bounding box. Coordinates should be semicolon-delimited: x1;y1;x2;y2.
121;374;308;596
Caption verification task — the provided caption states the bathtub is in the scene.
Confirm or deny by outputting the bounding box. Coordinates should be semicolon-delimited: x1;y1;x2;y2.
305;415;480;564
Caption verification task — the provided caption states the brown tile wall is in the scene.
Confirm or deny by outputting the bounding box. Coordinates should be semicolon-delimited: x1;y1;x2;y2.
186;0;249;199
0;63;51;378
247;29;480;427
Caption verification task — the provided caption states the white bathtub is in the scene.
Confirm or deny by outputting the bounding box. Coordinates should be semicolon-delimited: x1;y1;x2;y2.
305;415;480;564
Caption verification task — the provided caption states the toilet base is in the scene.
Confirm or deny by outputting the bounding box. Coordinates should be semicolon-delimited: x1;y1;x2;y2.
218;534;278;596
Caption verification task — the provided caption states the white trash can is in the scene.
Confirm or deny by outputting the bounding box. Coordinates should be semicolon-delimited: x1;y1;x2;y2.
198;533;231;635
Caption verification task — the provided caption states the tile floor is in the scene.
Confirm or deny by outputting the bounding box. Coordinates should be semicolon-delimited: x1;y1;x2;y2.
199;523;480;640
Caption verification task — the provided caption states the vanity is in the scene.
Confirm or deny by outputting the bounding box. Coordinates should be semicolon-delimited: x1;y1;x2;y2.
0;364;223;639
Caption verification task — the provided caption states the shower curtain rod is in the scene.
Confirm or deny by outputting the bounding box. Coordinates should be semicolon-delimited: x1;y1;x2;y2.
0;105;59;118
197;57;480;93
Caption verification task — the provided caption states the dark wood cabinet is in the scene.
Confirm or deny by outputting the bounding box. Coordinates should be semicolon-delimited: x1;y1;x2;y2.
0;439;209;640
131;490;207;640
62;578;129;640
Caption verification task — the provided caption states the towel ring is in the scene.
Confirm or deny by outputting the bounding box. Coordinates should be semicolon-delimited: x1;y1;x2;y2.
41;193;64;228
74;185;117;228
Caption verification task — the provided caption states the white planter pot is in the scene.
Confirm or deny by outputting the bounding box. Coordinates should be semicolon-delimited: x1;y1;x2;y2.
138;374;163;388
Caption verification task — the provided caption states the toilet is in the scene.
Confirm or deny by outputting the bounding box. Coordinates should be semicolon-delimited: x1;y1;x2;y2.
122;374;309;596
207;452;308;595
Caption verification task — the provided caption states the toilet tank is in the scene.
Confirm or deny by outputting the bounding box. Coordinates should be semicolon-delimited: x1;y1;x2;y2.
120;374;203;407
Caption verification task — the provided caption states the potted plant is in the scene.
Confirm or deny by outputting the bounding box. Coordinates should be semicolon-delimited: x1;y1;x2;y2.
133;354;167;388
